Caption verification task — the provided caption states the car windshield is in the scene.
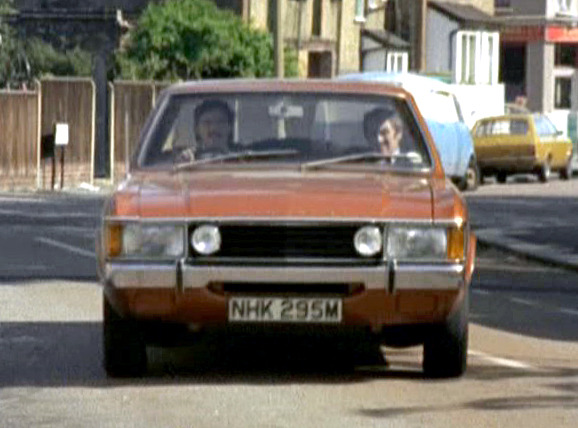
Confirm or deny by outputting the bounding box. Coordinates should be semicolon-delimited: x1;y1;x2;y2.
136;92;432;171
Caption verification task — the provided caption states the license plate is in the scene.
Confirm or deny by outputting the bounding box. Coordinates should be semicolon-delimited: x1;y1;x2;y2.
228;297;342;323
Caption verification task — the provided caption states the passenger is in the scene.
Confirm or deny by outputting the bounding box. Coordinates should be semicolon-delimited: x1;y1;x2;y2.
363;107;404;157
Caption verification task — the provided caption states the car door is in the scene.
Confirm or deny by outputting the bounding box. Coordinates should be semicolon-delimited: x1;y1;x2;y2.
538;115;572;168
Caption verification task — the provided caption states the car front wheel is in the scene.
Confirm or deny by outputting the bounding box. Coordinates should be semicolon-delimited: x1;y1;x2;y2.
423;291;469;378
457;157;480;191
538;159;551;183
560;156;573;180
496;172;508;184
103;295;147;377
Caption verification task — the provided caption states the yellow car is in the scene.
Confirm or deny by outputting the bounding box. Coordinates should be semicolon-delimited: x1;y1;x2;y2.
472;114;573;183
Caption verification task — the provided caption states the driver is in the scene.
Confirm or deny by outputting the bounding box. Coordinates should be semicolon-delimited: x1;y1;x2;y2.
194;99;234;155
178;99;235;162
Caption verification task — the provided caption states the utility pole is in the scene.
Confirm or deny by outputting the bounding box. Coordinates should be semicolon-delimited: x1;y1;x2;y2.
274;0;284;78
415;0;427;73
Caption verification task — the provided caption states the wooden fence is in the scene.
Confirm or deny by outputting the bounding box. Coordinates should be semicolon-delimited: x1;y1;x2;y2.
40;78;95;189
0;78;171;190
0;90;40;190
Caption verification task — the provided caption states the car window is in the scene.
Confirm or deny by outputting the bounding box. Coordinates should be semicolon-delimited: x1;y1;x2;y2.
475;119;528;137
534;115;558;137
542;115;560;136
136;92;432;170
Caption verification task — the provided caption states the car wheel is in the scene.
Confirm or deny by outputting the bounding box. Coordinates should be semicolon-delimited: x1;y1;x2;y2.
457;157;480;191
538;159;551;183
423;291;469;379
103;295;147;377
560;157;573;180
496;172;507;184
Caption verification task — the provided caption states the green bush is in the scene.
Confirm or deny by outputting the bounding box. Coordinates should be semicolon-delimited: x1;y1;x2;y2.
1;0;92;88
116;0;297;80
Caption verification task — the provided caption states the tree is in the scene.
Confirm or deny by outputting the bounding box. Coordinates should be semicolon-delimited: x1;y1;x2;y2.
0;0;92;89
116;0;297;81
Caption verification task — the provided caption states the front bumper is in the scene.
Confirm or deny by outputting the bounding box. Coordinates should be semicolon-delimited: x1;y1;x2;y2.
105;262;466;292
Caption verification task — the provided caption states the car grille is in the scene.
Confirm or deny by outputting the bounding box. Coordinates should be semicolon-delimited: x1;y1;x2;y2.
209;282;364;297
188;224;382;261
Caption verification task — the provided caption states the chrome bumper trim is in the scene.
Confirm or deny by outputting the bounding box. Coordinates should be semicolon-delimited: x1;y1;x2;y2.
105;264;177;289
104;263;465;291
181;265;388;290
394;264;464;290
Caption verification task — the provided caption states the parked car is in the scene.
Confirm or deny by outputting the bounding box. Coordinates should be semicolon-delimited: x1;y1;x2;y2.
472;113;573;183
339;72;480;191
97;79;476;378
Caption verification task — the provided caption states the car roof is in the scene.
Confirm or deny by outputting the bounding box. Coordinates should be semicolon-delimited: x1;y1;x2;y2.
476;114;532;122
338;72;452;94
163;78;411;99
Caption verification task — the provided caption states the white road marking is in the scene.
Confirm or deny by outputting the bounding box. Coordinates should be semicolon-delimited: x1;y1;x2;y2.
559;308;578;317
468;350;534;370
472;289;490;296
36;237;95;259
0;336;42;345
510;297;537;307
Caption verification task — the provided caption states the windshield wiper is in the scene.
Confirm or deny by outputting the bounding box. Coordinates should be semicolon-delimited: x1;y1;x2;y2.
173;149;300;172
300;152;422;171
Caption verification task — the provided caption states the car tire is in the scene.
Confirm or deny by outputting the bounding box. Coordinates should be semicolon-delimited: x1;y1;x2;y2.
103;295;147;378
538;159;551;183
560;157;573;180
496;172;508;184
457;157;480;191
423;291;469;379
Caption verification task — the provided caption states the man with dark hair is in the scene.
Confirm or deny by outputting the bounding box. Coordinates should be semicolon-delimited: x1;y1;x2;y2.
363;107;404;157
193;99;234;156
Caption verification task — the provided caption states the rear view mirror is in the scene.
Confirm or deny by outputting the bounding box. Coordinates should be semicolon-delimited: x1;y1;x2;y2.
268;102;304;119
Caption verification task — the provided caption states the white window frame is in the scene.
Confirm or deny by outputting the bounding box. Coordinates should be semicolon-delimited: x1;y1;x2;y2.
386;51;409;73
557;0;577;16
453;30;500;85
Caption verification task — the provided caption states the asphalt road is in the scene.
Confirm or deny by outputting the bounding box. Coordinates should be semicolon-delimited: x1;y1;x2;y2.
465;175;578;268
0;182;577;427
0;247;577;427
0;194;103;280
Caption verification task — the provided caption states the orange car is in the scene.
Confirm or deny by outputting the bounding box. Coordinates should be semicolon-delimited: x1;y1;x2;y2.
97;80;476;378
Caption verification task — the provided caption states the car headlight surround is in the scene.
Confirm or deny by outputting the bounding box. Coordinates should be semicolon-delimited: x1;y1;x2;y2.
107;223;185;259
354;226;383;257
386;226;448;260
191;224;221;255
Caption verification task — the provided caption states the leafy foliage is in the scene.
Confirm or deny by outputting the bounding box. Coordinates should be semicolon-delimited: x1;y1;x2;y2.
116;0;297;80
0;0;92;89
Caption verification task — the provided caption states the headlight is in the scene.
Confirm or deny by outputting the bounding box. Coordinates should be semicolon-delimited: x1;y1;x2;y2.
387;227;448;260
354;226;383;257
191;225;221;255
107;223;185;258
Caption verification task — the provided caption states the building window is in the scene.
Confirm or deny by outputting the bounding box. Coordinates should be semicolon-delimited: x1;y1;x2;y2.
556;0;577;16
312;0;322;36
555;44;577;66
386;51;408;72
453;31;500;85
354;0;366;23
555;77;572;109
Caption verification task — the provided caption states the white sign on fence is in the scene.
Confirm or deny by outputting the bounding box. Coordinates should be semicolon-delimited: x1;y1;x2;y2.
55;123;69;146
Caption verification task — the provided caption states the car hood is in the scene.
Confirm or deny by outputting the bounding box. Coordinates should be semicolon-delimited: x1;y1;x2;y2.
112;170;437;220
